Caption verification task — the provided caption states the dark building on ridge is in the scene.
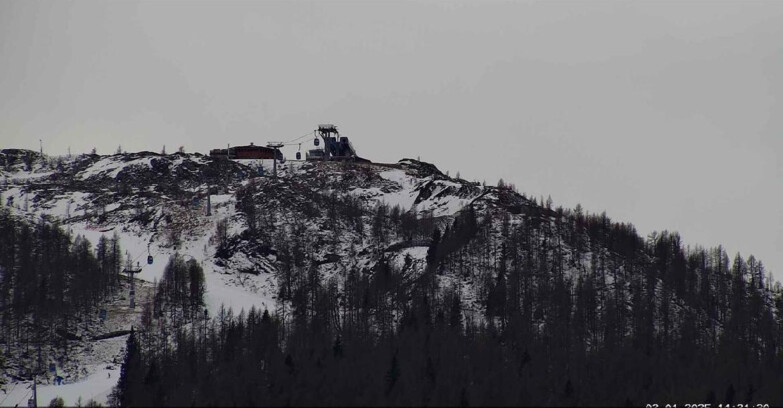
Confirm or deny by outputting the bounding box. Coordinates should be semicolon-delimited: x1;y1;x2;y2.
306;124;369;162
209;143;281;160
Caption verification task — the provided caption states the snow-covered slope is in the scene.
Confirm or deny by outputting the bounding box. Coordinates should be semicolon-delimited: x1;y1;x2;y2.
0;149;512;404
4;148;778;406
0;149;547;317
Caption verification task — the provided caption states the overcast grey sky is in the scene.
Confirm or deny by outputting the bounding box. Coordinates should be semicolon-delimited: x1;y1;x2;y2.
1;0;781;279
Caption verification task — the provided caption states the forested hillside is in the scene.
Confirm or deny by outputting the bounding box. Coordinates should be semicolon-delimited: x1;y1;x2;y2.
115;182;783;406
2;149;781;406
0;205;124;387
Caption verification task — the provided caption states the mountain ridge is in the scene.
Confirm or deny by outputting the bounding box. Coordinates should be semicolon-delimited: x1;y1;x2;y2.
1;147;781;405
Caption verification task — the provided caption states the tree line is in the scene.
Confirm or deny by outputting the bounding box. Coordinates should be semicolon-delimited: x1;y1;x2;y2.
112;182;783;406
0;204;123;377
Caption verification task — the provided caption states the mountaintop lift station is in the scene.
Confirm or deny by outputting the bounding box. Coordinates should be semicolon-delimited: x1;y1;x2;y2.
306;124;359;161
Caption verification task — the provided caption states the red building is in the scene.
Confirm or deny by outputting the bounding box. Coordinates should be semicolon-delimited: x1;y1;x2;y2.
209;143;280;160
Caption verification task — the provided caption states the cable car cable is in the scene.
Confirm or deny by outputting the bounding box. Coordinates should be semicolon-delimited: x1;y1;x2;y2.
284;131;315;144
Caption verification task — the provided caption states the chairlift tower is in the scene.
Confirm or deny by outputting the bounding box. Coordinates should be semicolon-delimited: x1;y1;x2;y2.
123;257;142;308
266;142;284;179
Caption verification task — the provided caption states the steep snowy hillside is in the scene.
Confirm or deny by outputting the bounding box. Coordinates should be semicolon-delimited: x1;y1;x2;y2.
0;149;511;403
0;148;581;322
3;148;781;406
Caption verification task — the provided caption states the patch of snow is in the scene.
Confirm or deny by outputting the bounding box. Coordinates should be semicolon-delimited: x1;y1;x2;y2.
76;156;156;180
76;157;120;180
203;262;278;315
2;362;122;407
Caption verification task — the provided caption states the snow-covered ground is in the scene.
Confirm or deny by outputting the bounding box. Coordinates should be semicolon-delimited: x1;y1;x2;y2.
0;151;494;402
1;360;122;407
346;166;481;217
0;287;148;407
203;264;278;315
77;156;153;180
